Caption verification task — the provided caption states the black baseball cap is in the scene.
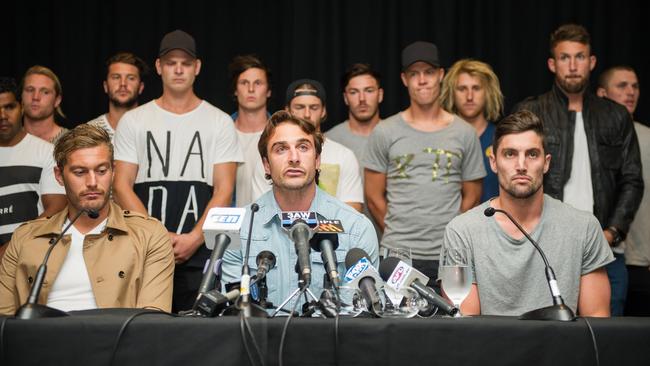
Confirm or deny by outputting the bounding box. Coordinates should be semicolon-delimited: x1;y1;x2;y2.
285;79;327;106
158;30;197;58
401;41;440;70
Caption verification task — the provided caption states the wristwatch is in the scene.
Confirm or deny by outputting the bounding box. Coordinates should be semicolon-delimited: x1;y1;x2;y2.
605;226;623;246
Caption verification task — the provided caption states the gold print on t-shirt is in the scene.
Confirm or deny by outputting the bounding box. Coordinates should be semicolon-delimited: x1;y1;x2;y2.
422;148;462;183
389;154;415;179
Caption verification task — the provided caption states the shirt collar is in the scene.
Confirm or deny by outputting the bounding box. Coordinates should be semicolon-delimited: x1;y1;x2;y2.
254;187;325;225
32;201;130;238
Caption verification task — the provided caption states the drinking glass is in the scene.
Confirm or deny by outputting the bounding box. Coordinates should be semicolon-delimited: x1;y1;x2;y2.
439;246;472;315
385;247;412;266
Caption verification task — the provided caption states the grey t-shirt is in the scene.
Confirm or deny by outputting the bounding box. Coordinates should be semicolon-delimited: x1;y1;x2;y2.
362;112;486;259
625;122;650;266
442;195;615;315
326;120;370;164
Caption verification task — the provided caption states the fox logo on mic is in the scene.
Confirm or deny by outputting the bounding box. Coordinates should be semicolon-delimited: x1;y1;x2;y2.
344;256;372;282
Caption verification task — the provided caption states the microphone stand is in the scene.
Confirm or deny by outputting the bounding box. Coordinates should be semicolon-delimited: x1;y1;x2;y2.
16;209;98;320
485;207;576;321
238;203;267;318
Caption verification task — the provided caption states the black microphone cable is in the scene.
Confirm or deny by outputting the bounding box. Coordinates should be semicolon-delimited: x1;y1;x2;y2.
236;292;266;366
108;310;177;366
580;316;600;366
278;288;305;366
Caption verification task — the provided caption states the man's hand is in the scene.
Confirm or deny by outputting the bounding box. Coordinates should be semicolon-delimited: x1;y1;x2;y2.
170;231;202;264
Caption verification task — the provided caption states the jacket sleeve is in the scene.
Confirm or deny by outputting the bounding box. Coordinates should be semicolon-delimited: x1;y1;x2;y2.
608;112;644;238
137;220;175;312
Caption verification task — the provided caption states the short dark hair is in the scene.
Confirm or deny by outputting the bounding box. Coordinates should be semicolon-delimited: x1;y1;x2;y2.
0;77;19;101
105;52;149;79
258;110;323;182
549;24;591;57
598;65;637;89
340;63;381;90
494;110;546;153
228;54;271;96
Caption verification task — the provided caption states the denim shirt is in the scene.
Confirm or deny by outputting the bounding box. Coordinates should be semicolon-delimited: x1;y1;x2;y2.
221;187;379;310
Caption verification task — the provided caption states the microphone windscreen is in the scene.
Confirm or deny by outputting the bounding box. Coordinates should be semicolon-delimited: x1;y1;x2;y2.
251;203;259;212
378;257;401;281
345;248;370;269
86;209;100;219
483;207;496;217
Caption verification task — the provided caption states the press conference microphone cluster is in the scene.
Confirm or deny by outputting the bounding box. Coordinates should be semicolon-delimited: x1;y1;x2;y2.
379;257;459;316
484;206;575;321
287;219;313;288
15;208;100;320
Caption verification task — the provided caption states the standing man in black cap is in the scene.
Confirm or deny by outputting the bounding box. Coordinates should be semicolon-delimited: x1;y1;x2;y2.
113;30;243;312
251;79;364;211
362;41;485;287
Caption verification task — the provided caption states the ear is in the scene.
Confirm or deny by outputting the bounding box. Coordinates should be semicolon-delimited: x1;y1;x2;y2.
315;152;321;171
547;58;556;74
543;153;551;174
596;87;607;98
103;81;108;95
194;59;202;76
54;166;64;187
266;88;272;98
400;72;408;87
488;146;497;174
262;157;271;180
138;82;145;95
343;92;349;106
155;58;162;76
378;87;384;104
54;94;62;109
589;55;597;72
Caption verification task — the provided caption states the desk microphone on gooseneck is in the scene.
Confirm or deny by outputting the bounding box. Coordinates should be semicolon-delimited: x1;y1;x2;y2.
15;208;100;320
484;206;575;321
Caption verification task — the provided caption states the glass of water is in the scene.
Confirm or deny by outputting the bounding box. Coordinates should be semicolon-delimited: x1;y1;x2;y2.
439;246;472;316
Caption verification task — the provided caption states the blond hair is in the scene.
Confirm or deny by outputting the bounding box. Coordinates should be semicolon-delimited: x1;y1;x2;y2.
440;59;504;122
54;124;113;168
22;65;66;118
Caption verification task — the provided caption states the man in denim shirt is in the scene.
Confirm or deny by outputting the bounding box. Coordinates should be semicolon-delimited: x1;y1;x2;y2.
222;111;378;310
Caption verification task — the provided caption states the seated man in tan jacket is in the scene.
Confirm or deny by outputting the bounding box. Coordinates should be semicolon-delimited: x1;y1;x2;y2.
0;124;174;314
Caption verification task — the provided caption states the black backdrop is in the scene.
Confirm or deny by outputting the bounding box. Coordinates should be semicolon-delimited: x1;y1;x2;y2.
4;0;649;131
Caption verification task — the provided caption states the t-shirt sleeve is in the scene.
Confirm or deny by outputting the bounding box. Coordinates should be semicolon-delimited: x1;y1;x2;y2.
113;112;139;164
211;115;244;166
361;124;390;173
461;127;487;181
39;144;64;195
336;149;364;203
581;216;615;275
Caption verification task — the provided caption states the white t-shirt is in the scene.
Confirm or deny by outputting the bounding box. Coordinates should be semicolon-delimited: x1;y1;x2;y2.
114;100;243;266
235;130;264;207
563;112;594;213
0;134;64;244
251;138;364;204
47;218;107;312
87;114;115;142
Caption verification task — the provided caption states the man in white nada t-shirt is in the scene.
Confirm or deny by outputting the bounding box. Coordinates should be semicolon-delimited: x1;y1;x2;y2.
251;78;364;212
113;30;243;313
86;52;148;141
228;55;272;208
0;77;66;259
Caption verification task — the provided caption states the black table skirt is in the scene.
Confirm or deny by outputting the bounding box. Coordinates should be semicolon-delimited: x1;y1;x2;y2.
2;309;649;366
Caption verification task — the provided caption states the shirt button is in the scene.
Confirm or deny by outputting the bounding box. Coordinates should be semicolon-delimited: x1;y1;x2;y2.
108;234;114;241
28;276;33;284
118;271;125;278
124;210;130;214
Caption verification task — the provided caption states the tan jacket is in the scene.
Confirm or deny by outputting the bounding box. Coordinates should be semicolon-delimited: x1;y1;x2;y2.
0;201;174;314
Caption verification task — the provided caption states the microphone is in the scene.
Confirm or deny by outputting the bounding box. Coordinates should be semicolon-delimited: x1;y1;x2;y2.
192;233;232;312
288;219;314;288
310;232;340;289
15;208;99;319
483;206;576;321
379;257;459;316
252;250;276;284
344;248;382;314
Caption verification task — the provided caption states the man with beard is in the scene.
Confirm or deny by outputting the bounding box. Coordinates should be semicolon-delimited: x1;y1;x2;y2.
87;52;148;141
21;66;69;144
327;63;383;162
514;24;643;316
0;124;174;315
221;111;378;308
441;110;613;316
0;77;66;259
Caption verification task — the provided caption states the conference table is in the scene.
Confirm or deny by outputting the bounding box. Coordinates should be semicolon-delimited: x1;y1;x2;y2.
2;309;649;366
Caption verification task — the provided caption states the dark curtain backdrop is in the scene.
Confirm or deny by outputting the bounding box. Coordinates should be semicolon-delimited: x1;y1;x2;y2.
4;0;649;131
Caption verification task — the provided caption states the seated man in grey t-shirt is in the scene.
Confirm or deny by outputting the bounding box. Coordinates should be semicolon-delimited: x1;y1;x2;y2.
441;110;614;317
